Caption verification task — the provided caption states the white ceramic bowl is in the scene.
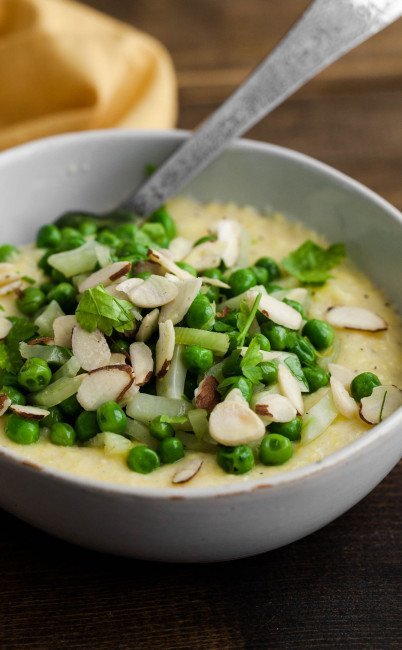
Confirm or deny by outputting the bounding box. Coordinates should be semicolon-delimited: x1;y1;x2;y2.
0;130;401;562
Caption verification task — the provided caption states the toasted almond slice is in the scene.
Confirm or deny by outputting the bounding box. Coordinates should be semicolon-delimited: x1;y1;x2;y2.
172;457;203;484
284;287;309;308
124;275;178;308
253;392;297;423
10;404;50;420
155;320;175;378
200;276;231;289
0;280;22;295
118;381;140;407
28;337;55;346
212;219;241;268
136;308;160;342
0;271;20;287
328;363;357;388
115;277;144;298
183;240;226;272
330;377;358;419
148;248;194;280
360;385;402;424
104;283;131;301
326;306;387;332
224;387;248;405
78;261;131;293
164;272;181;284
209;400;265;445
77;365;134;411
247;289;302;330
130;342;154;386
0;394;11;416
168;237;193;262
194;375;220;411
278;363;304;415
71;325;111;371
0;317;12;340
109;353;128;365
53;315;77;348
159;277;202;325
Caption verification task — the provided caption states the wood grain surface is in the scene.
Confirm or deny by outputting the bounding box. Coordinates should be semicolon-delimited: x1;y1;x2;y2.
0;2;401;648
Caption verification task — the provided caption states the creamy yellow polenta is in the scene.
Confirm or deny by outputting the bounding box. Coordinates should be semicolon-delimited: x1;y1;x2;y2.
0;198;401;488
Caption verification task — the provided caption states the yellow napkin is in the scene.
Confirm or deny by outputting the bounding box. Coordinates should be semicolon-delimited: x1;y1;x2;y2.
0;0;178;150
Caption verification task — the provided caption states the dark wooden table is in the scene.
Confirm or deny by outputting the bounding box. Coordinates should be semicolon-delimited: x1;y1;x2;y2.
1;2;401;648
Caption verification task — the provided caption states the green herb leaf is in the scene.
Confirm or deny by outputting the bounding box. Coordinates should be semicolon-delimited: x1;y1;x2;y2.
213;321;234;333
236;293;262;347
284;355;309;391
5;317;38;373
76;285;135;336
240;338;263;384
159;415;188;425
282;240;345;284
0;342;12;372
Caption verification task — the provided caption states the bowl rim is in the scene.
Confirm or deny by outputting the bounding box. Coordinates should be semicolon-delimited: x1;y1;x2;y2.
0;128;401;500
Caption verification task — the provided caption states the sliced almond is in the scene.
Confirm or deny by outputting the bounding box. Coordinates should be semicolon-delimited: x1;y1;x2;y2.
130;342;154;386
0;270;20;287
0;280;22;296
9;404;50;420
253;392;297;423
77;365;134;411
172;457;203;484
155;320;175;378
109;353;128;365
159;277;202;325
194;375;220;411
328;363;357;388
135;308;160;342
104;283;132;301
200;276;231;289
168;237;193;262
212;219;241;268
183;240;226;271
247;289;302;330
284;287;309;309
71;325;111;371
78;261;131;293
132;260;164;277
326;306;387;332
360;385;402;425
148;248;194;280
118;381;140;408
330;377;358;419
0;317;12;340
0;394;11;416
53;315;77;348
28;337;55;346
224;387;248;405
115;277;144;299
209;400;265;445
278;363;304;415
123;275;178;308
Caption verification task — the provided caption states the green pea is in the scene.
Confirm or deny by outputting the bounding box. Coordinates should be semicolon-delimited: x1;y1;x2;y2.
303;365;330;392
283;298;305;317
75;411;99;442
18;358;52;392
136;271;152;281
149;207;176;241
42;406;63;428
1;385;26;405
222;349;242;378
182;346;214;372
0;372;19;388
40;281;54;295
302;319;334;351
217;444;255;474
141;223;169;248
259;433;293;465
57;235;86;251
61;227;81;239
261;322;290;351
97;230;122;250
216;310;238;330
288;335;317;366
194;235;216;247
268;417;302;441
47;282;77;313
50;269;67;284
251;266;268;285
259;361;278;385
218;376;253;402
6;414;40;445
350;372;381;402
110;339;130;355
255;257;281;281
248;333;271;351
0;244;19;262
202;268;222;280
127;445;160;474
149;416;174;441
50;422;76;446
17;287;46;316
184;372;198;401
97;401;127;435
177;262;197;277
203;286;220;303
115;224;138;242
38;251;52;275
59;394;82;419
36;224;62;249
186;294;215;330
158;437;185;464
229;268;256;296
78;219;98;237
265;283;283;294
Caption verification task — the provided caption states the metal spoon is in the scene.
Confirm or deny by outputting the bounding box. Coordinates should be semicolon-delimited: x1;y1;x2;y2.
57;0;402;227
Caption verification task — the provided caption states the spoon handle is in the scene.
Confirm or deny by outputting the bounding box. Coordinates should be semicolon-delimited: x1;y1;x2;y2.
125;0;402;216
